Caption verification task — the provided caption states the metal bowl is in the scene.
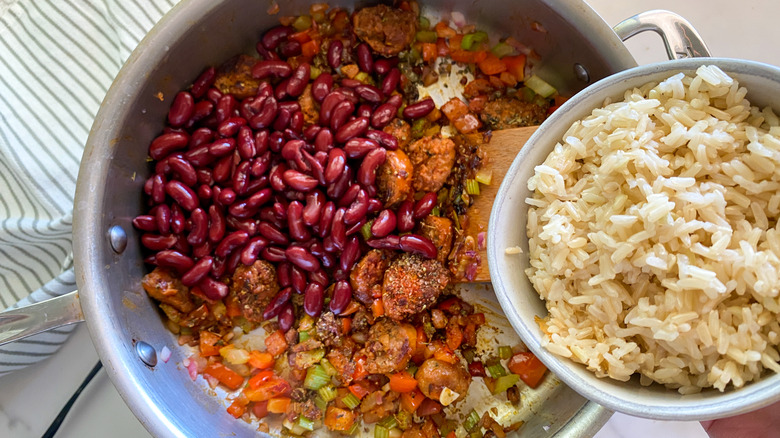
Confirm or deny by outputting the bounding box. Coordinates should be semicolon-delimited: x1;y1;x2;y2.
488;57;780;421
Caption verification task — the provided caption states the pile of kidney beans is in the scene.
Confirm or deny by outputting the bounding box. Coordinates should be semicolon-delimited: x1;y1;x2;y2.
133;24;443;326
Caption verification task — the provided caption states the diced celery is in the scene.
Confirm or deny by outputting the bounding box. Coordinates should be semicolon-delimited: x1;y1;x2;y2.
374;425;390;438
292;15;312;31
430;206;440;217
524;74;557;98
318;385;338;402
342;392;361;410
347;422;361;435
498;345;513;360
303;364;330;390
416;30;438;43
378;416;398;429
395;410;412;430
299;330;310;342
461;31;488;51
465;179;480;195
463;409;480;432
320;358;337;376
462;348;475;363
474;168;493;185
297;415;316;431
487;362;508;378
313;395;328;411
491;42;514;58
418;16;431;30
361;220;374;241
492;374;520;394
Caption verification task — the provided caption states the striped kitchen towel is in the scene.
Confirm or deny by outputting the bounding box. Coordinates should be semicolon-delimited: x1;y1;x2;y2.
0;0;177;377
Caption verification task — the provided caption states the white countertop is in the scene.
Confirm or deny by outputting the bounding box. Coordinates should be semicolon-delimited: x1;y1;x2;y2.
2;1;779;437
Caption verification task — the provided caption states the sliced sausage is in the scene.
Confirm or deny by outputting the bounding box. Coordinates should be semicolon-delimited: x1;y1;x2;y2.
230;259;279;323
376;149;414;208
352;5;417;57
415;358;471;403
142;267;195;313
417;216;453;264
214;54;264;100
383;118;412;149
406;135;456;193
479;96;549;130
349;249;394;305
362;318;415;374
382;253;449;321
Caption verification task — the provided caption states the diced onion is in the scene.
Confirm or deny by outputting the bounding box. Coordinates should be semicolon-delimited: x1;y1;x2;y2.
160;346;172;363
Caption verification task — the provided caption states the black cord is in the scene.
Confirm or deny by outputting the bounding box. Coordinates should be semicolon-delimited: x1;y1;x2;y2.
41;361;103;438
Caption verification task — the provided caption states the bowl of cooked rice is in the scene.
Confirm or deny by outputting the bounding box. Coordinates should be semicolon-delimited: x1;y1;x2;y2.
487;58;780;420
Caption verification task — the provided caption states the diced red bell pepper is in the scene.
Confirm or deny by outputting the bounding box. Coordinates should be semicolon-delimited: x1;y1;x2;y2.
507;351;548;388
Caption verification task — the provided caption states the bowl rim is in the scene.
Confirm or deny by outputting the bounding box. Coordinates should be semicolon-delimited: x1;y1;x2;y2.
487;57;780;421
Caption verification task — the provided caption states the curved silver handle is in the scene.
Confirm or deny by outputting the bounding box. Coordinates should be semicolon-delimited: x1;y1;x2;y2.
613;10;711;60
0;291;84;346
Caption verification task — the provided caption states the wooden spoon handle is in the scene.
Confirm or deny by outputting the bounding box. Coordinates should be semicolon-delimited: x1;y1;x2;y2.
460;125;539;283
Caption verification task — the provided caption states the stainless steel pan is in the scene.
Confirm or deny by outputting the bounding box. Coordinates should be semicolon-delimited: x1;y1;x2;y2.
0;1;708;436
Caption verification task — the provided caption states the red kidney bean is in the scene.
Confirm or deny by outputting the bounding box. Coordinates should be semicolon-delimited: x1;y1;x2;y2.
239;236;268;266
215;94;236;124
400;234;438;259
355;104;372;119
303;125;321;142
165;180;198;211
192;241;212;259
172;237;191;255
255;41;278;61
206;87;222;104
186;207;208;245
302;191;324;226
396;200;415;232
206;205;225;243
309;268;329;286
217;187;236;206
339;235;361;272
369;103;396;129
168;91;194;127
191;100;214;124
314;128;334;153
285;246;320;272
335;87;359;104
252;129;268;155
247;188;273;210
331;208;347;250
346;217;367;236
330;100;354;132
338;184;361;208
281;139;304;163
340;78;361;89
367;235;401;250
274;79;289;101
286;63;310;97
356;43;373;73
208;138;236;157
232;160;250;195
414;192;438;219
215;230;249;259
155;250;194;272
149;132;189;160
235;126;256;160
326;165;352;200
249;96;278;129
322;236;338;253
155;155;173;176
273;108;291;132
283;169;318;192
217;116;246;138
291;265;307;293
181;256;213;287
258;221;289;246
287;112;303;135
198;276;228;300
239;98;257;121
227;216;258;236
324;148;346;184
305;152;326;185
261;246;287;263
385;94;403;109
184;145;215;167
303;282;325;317
278;39;302;58
133;215;157;232
365;129;399;150
263;286;292;320
273;197;289;220
276;262;292;287
317;201;336;238
381;68;401;96
154;204;171;234
167;156;197;187
357;147;386;188
269;163;288;191
371;209;396;238
268;131;285;153
245;176;268;197
252;59;293;80
319;92;346;126
344;189;369;225
151;174;166;204
251;152;271;177
261;25;293;50
197;184;212;201
354;84;383;103
191;66;216;98
335;116;369;143
144;176;155;196
343;137;379;159
403;97;435;119
170;204;186;234
287;201;310;241
277;100;301;113
374;59;392;76
330;280;352;314
367;198;383;214
278;302;294;330
141;233;177;251
327;39;343;69
227;200;256;219
311;73;334;103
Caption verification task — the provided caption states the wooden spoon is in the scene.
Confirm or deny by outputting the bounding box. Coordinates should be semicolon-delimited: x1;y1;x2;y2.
460;125;539;282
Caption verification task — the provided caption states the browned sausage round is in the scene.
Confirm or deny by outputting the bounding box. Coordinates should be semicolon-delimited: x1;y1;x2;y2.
376;149;414;208
417;216;454;264
406;136;456;193
382;253;449;321
415;358;471;403
231;259;279;323
349;249;393;304
352;5;417;57
382;118;412;150
213;54;263;100
362;318;414;374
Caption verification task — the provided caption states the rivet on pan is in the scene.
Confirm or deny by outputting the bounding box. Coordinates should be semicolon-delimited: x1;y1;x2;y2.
108;225;128;254
136;341;158;367
574;63;590;83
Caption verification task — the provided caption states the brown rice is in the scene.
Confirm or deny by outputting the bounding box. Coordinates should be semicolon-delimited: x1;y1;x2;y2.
525;65;780;394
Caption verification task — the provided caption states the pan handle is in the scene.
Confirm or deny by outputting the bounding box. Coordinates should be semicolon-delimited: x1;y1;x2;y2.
0;291;84;346
613;10;711;59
